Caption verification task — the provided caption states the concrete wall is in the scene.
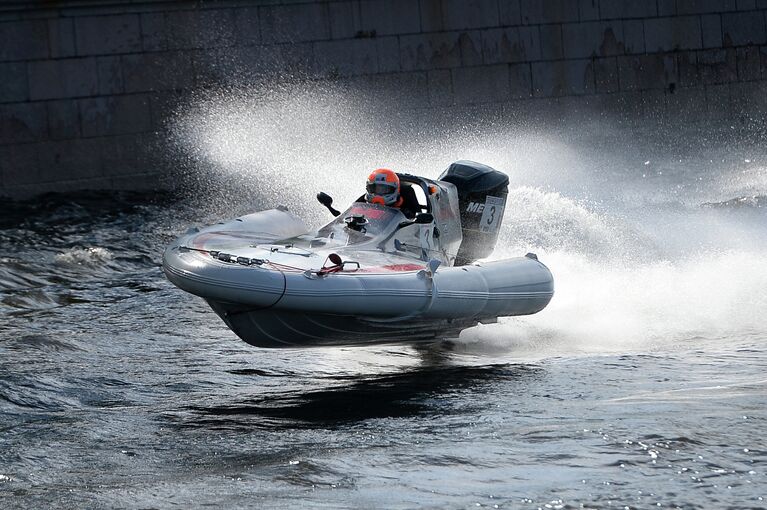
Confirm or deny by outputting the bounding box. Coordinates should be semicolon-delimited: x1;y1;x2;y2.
2;0;767;197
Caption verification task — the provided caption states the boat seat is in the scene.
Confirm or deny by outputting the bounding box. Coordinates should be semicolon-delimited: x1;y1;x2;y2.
398;183;421;218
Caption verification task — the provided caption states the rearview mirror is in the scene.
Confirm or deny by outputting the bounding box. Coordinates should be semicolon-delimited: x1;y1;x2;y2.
317;192;333;207
317;192;340;217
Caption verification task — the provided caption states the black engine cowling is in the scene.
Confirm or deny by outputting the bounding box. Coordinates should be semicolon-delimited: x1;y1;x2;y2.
438;160;509;265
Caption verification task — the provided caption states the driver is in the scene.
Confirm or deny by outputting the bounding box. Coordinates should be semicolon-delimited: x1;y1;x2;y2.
365;168;404;208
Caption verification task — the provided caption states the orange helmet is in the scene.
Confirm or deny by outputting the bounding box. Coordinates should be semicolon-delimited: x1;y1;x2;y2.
365;168;401;206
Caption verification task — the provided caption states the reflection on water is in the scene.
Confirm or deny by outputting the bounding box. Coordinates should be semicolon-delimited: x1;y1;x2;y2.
181;365;540;429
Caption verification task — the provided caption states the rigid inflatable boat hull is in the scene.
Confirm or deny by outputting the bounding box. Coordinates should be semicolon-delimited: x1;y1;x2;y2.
162;176;555;348
164;243;553;348
206;302;479;348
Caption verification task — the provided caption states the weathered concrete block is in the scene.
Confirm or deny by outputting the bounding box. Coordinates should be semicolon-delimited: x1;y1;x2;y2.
623;19;645;54
460;31;483;66
0;103;46;144
657;0;677;16
349;72;429;107
140;12;167;51
722;11;767;46
482;26;541;64
79;94;152;138
453;64;510;103
37;138;104;181
75;14;141;55
502;94;559;122
400;32;461;71
600;0;657;19
314;39;378;77
167;8;237;49
199;8;238;48
329;1;361;39
677;0;737;15
701;14;722;48
578;0;599;21
427;69;454;105
0;20;48;61
28;58;98;100
377;37;401;73
729;82;767;122
499;0;521;26
520;0;579;25
677;51;700;86
644;16;703;52
555;94;605;124
149;90;183;130
235;7;261;46
101;169;158;191
36;176;115;194
0;142;40;187
640;88;667;122
617;54;678;90
729;80;767;118
697;48;737;84
736;46;761;80
420;0;444;31
532;59;595;96
604;91;645;119
189;48;224;87
666;86;707;124
121;51;195;93
97;56;124;95
736;0;757;9
111;171;164;192
594;57;619;93
704;83;731;120
562;21;625;58
98;134;153;178
443;0;500;30
237;43;314;78
48;18;76;58
359;0;421;36
46;100;80;140
0;62;28;103
539;24;563;60
762;45;767;79
215;45;260;83
509;62;532;98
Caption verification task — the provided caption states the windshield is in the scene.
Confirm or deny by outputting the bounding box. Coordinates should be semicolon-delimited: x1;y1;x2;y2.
283;202;405;249
319;202;404;244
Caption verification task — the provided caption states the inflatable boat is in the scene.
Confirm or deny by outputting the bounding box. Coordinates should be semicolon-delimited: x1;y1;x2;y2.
163;161;554;348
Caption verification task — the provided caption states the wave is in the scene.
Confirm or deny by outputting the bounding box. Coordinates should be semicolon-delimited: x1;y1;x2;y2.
167;82;767;356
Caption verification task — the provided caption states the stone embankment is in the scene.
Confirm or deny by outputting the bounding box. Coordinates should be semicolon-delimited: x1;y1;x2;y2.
1;0;766;197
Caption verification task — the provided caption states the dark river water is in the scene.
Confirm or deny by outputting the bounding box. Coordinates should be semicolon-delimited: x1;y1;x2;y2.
2;88;767;508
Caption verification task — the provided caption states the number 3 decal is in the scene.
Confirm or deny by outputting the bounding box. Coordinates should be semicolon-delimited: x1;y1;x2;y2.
486;205;496;225
479;196;504;233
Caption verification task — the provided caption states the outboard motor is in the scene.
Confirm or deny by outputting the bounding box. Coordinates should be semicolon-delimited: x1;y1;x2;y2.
438;160;509;265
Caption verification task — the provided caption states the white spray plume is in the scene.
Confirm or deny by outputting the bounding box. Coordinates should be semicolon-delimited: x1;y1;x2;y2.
170;82;767;358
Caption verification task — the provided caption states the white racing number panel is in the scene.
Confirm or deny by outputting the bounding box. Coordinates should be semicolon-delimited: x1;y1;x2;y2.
479;195;505;233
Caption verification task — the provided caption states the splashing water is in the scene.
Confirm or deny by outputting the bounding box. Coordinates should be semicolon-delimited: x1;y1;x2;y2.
3;82;767;510
170;83;767;358
54;247;113;267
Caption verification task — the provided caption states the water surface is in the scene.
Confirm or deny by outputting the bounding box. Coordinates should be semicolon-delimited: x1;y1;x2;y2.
2;87;766;508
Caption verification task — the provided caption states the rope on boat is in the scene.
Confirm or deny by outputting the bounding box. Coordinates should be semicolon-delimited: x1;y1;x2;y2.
179;246;358;277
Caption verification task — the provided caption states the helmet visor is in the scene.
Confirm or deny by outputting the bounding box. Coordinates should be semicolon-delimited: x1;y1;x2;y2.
366;182;397;196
